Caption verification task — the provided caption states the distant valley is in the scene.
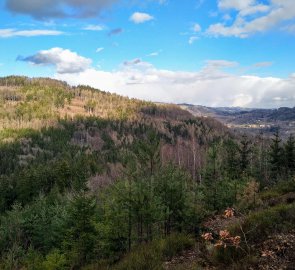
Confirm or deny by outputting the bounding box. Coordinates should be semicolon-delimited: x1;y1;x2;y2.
180;104;295;138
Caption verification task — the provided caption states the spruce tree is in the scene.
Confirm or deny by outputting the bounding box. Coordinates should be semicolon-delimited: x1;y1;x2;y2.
284;135;295;176
239;135;251;175
63;193;96;268
223;139;239;179
269;130;283;181
133;129;161;176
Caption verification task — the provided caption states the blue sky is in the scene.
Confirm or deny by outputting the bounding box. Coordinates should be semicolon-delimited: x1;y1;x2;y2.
0;0;295;108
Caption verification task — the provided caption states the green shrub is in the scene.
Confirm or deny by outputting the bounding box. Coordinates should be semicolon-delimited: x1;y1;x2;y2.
212;245;243;265
112;242;163;270
212;203;295;267
21;247;43;270
260;179;295;202
259;189;281;202
42;249;67;270
82;259;110;270
112;234;194;270
242;203;295;241
161;233;194;260
0;245;25;270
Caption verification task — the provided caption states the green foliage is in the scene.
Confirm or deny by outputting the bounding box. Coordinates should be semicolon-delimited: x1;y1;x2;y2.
237;203;295;242
269;130;283;181
259;179;295;202
112;242;163;270
0;195;69;257
42;249;67;270
284;135;295;176
21;247;44;270
0;124;101;211
238;135;252;175
155;164;195;234
62;194;97;268
161;233;194;260
202;177;246;211
222;139;240;179
1;76;295;269
112;234;194;270
100;157;197;255
85;100;97;114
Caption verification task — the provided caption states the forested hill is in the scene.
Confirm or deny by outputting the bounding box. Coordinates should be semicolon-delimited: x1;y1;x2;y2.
180;103;295;138
1;76;229;128
0;76;294;270
0;75;179;128
0;75;230;183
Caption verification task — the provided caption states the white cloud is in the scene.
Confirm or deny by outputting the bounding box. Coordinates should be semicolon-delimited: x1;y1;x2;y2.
51;55;295;108
148;51;161;57
21;48;295;108
0;28;63;38
189;36;198;44
222;14;232;21
130;12;154;24
96;47;104;53
20;47;92;74
254;62;273;68
205;59;238;68
218;0;255;10
207;0;295;37
232;93;253;107
83;24;105;31
56;66;295;108
282;23;295;33
192;23;202;32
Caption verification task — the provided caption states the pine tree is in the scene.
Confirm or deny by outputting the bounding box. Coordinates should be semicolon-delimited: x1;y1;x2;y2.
132;129;161;176
155;164;193;235
223;139;239;179
63;193;97;268
269;130;283;181
284;135;295;176
132;129;161;241
238;135;251;175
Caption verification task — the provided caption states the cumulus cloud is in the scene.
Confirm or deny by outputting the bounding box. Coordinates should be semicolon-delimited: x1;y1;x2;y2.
218;0;256;11
20;48;295;108
130;12;154;24
18;47;92;74
282;23;295;33
207;0;295;37
5;0;119;20
55;64;295;108
83;24;105;31
56;61;295;108
0;28;63;38
192;23;202;32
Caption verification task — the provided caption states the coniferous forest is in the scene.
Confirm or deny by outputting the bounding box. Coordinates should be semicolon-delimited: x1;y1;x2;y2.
0;76;295;269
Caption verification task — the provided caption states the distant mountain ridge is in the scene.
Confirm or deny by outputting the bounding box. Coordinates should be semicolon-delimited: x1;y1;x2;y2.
180;104;295;138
